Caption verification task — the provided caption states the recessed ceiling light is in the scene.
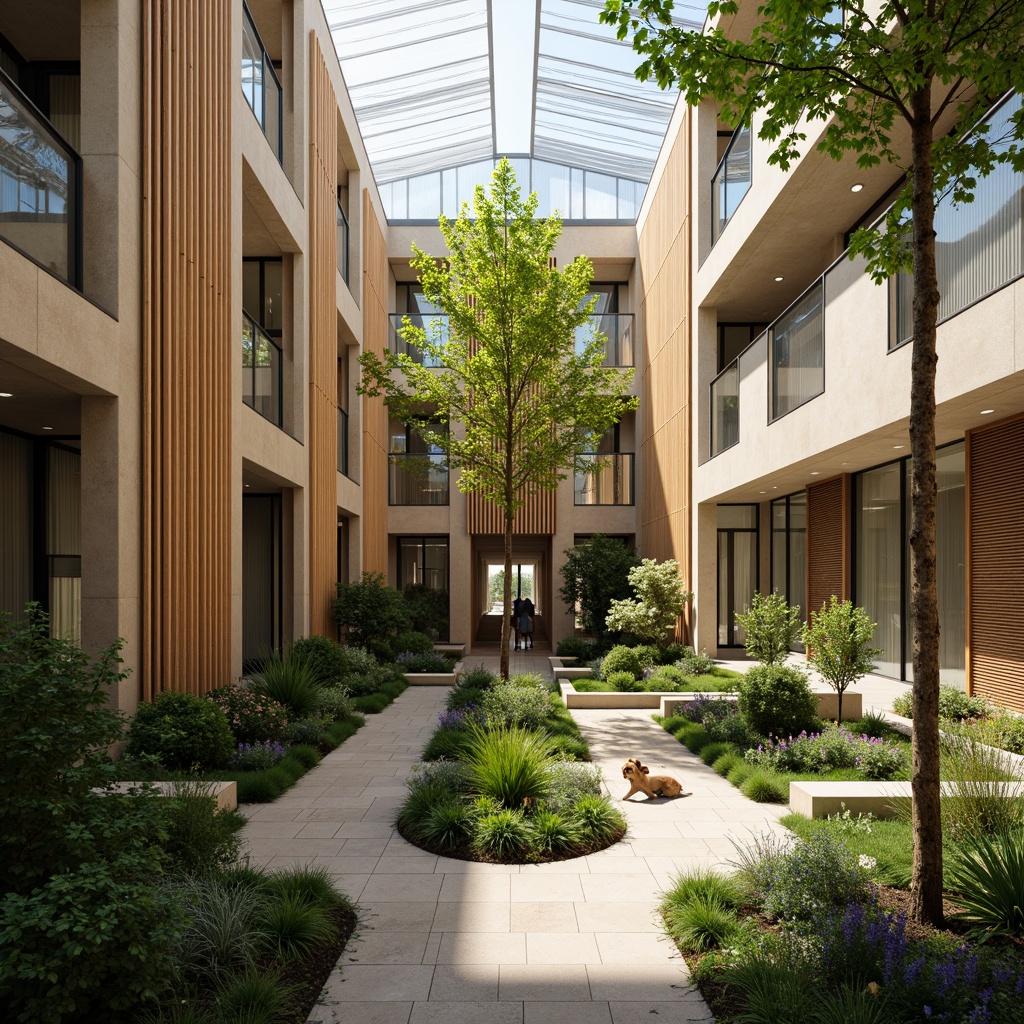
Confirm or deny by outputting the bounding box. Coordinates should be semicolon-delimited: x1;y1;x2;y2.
0;392;11;398
893;444;905;449
851;183;864;192
42;426;53;431
774;276;784;282
244;483;250;488
759;490;766;494
980;408;995;415
841;462;848;466
810;471;820;476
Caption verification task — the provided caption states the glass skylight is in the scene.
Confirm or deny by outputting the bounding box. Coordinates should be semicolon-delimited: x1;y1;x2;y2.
323;0;704;221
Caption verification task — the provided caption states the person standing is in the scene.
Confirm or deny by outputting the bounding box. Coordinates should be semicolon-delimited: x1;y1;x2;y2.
519;597;535;650
512;595;524;650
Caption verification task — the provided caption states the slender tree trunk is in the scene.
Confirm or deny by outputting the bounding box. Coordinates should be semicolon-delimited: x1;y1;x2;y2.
908;87;944;928
501;510;514;680
837;688;843;727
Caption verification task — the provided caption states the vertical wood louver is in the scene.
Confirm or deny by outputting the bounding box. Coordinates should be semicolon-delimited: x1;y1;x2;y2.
308;34;339;635
361;190;389;575
141;0;232;698
466;489;556;535
967;416;1024;708
806;475;849;619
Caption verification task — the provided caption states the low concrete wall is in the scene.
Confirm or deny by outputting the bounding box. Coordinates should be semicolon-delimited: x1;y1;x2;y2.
790;779;1024;820
108;780;238;812
661;691;861;721
405;661;464;686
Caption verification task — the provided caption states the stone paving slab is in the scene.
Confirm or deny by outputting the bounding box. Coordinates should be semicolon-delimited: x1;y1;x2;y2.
241;651;916;1024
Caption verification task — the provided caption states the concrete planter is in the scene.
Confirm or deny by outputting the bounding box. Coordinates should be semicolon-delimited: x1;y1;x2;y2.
434;642;466;658
106;780;238;811
404;661;464;686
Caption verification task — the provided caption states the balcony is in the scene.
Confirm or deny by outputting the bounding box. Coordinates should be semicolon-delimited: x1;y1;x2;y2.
574;313;635;367
0;68;81;287
710;359;741;458
337;199;349;285
711;123;751;246
388;313;447;367
242;310;282;427
338;406;349;476
388;452;449;505
575;453;635;505
242;2;283;163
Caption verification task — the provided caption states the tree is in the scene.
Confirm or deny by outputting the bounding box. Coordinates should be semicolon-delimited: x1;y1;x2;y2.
600;0;1024;925
605;558;692;646
559;534;640;644
802;596;882;724
735;590;802;666
360;160;636;679
334;571;410;660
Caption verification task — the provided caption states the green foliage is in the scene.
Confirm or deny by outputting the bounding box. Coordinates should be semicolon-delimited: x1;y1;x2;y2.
311;684;354;722
481;679;551;731
403;584;450;641
290;634;348;685
250;650;320;718
287;743;321;770
735;591;802;666
161;781;245;875
740;771;789;804
453;663;500;694
663;867;745;913
391;630;436;656
261;892;336;960
422;726;473;761
667;895;741;952
206;686;289;745
407;759;472;794
605;558;692;645
544;760;603;811
556;634;600;661
263;864;346;909
529;808;583;853
472;808;531;857
738;664;817;739
569;794;626;843
674;648;716;676
606;669;643;691
127;691;235;771
700;741;736;766
712;752;742;777
601;643;645;680
397;651;453;673
281;714;333;748
352;678;407;714
215;967;290;1024
397;783;453;833
463;725;554;807
558;534;640;642
420;800;474;850
728;761;754;787
893;685;989;723
948;825;1024;937
802;597;880;722
333;571;410;653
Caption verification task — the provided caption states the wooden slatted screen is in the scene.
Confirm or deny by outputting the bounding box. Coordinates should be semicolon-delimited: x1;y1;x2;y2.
967;415;1024;708
141;0;232;698
361;190;389;574
308;34;339;636
466;489;556;535
636;115;692;638
806;475;849;619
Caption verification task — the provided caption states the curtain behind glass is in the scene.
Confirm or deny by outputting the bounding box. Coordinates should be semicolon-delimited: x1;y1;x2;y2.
47;74;81;152
0;433;33;621
855;463;901;678
48;447;81;642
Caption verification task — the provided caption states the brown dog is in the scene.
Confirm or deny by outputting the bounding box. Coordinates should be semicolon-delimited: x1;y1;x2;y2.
621;757;687;801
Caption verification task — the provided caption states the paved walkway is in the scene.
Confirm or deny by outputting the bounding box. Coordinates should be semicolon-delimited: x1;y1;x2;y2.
240;651;911;1024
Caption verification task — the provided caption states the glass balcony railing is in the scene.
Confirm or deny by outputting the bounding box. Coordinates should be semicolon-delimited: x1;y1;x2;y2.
575;453;635;505
388;313;447;366
242;2;283;163
711;123;751;245
710;359;741;457
574;313;635;367
388;452;449;505
242;310;282;427
337;199;349;285
770;279;824;422
338;406;349;476
0;67;80;286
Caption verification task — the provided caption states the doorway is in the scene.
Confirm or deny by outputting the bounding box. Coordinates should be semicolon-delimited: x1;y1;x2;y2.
717;504;758;648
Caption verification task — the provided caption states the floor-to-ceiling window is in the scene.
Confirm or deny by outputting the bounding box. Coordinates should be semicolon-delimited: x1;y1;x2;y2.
718;504;758;647
771;491;806;649
398;536;450;641
853;440;965;685
242;493;282;669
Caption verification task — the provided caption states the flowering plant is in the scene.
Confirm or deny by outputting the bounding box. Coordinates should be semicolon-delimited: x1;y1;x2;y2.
745;725;906;780
230;739;287;771
207;685;288;744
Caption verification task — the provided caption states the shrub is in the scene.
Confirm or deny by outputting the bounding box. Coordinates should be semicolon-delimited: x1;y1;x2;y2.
403;583;449;641
423;726;473;761
391;630;436;657
891;690;913;718
250;650;320;718
263;864;345;909
529;809;582;853
230;739;288;772
855;711;891;738
657;642;693;665
735;591;803;666
741;771;789;803
215;967;290;1024
127;691;235;771
290;634;348;685
556;635;598;661
287;744;321;770
668;895;740;951
261;893;336;960
939;686;989;721
463;725;553;807
281;714;333;747
407;759;472;794
481;680;551;730
700;741;736;766
160;781;245;875
802;597;880;723
601;644;644;680
858;741;907;780
712;752;741;777
456;664;500;692
396;651;452;673
311;685;354;722
545;760;602;811
334;571;410;652
397;783;452;834
948;825;1024;936
559;534;640;644
207;686;289;745
420;800;473;850
605;558;692;646
938;730;1024;842
727;761;754;787
738;664;817;739
472;808;531;857
675;649;716;676
663;867;745;912
606;669;643;691
644;665;687;689
569;794;626;843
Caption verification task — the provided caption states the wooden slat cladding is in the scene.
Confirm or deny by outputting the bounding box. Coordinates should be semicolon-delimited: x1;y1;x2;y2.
636;115;691;635
466;488;556;535
806;475;850;618
361;189;389;574
967;415;1024;708
308;34;339;635
141;0;232;698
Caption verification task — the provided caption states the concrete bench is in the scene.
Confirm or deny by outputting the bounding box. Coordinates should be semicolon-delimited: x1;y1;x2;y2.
789;779;1024;819
107;780;238;812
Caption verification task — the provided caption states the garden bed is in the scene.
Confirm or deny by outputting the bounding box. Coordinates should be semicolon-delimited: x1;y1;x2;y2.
404;660;464;686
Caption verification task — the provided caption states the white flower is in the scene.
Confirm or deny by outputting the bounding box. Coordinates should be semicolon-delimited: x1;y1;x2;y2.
859;854;877;870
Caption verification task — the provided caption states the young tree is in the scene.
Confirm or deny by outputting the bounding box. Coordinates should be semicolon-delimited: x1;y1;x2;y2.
735;590;802;666
802;596;882;724
605;558;693;646
360;160;636;679
559;534;640;644
600;0;1024;925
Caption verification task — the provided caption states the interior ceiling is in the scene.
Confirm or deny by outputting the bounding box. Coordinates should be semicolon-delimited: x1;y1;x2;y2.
322;0;704;186
1;1;80;61
0;358;83;436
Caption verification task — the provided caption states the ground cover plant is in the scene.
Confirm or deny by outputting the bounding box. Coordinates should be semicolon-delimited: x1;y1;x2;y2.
0;610;359;1024
398;671;625;862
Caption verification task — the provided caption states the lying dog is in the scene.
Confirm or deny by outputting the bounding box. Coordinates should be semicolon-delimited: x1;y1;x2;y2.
621;757;687;801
